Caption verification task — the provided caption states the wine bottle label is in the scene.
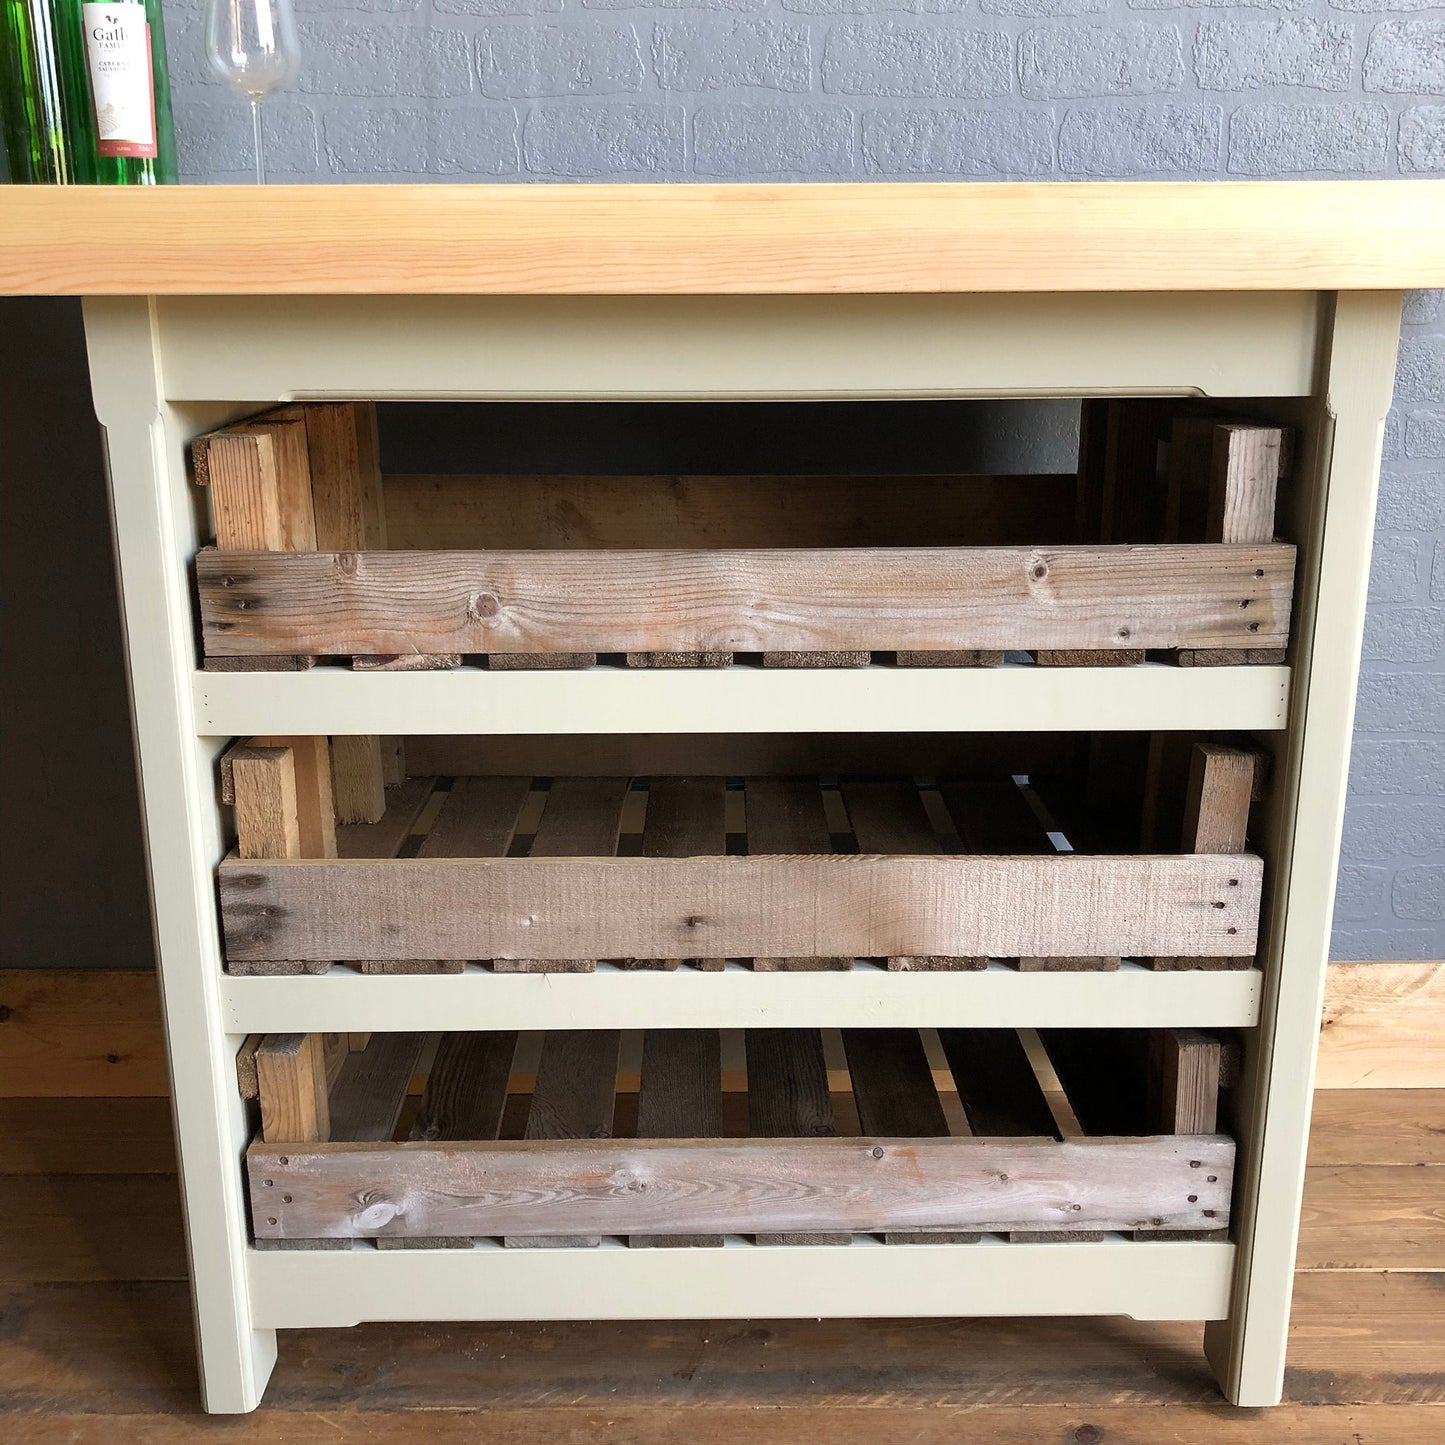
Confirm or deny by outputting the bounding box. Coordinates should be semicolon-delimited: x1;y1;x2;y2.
82;4;157;158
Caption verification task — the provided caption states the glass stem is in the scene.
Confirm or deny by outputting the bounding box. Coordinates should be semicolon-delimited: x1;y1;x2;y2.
251;99;266;185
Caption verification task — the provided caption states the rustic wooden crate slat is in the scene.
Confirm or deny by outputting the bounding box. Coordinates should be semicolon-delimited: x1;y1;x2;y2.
223;735;338;862
334;776;435;861
1176;647;1288;667
381;473;1081;551
496;778;630;975
843;1027;974;1244
632;778;727;971
246;1132;1235;1242
744;778;851;973
226;746;301;861
746;1028;850;1246
317;776;435;982
1039;1031;1152;1141
632;1030;725;1249
487;652;598;670
1152;1029;1224;1137
940;776;1119;972
255;1034;329;1144
1031;1028;1162;1241
195;422;317;554
939;1028;1060;1141
1034;649;1146;667
841;779;982;972
1149;742;1261;973
762;650;872;668
403;734;1084;782
380;737;406;788
195;544;1295;658
219;848;1262;964
940;778;1048;857
374;775;531;976
330;735;386;827
411;1032;518;1144
625;652;732;668
350;654;463;672
1099;401;1172;547
895;650;1004;667
276;402;386;553
255;736;337;860
375;1029;521;1251
327;1033;426;1144
1169;419;1286;666
507;1029;622;1248
201;652;317;672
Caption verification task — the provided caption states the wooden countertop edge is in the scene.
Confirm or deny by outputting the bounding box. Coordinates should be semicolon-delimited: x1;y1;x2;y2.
3;181;1445;296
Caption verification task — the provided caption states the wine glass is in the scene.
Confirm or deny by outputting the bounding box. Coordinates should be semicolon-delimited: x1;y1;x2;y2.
204;0;301;184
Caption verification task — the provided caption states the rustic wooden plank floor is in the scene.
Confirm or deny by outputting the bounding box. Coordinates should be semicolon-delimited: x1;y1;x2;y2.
1;1089;1441;1444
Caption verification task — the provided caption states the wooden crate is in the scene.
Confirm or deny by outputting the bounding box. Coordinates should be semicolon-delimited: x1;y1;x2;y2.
241;1024;1234;1247
218;735;1265;977
191;401;1294;671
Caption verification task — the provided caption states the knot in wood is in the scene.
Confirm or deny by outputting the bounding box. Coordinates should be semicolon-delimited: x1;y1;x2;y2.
336;553;360;578
352;1191;402;1231
686;915;706;929
468;591;503;624
871;1146;884;1160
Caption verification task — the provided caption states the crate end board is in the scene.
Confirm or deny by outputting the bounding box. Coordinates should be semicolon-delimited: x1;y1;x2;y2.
195;545;1296;659
218;853;1262;963
246;1133;1234;1241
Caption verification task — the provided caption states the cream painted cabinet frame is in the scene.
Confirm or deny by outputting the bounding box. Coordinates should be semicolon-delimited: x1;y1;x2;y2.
8;184;1439;1413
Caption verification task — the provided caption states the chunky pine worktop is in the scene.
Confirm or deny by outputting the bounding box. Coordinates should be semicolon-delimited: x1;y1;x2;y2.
2;181;1445;296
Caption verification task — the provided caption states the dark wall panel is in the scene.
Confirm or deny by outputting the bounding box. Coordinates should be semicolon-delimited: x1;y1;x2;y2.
1;298;153;969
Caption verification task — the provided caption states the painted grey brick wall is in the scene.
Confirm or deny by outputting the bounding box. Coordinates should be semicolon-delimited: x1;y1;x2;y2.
160;0;1445;961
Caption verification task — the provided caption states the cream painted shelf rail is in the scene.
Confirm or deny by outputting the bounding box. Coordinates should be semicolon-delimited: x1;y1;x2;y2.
220;962;1262;1035
193;662;1291;738
4;182;1434;1416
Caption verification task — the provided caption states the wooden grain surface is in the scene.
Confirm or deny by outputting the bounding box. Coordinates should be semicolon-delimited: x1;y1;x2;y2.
196;544;1295;657
0;1174;187;1283
634;1029;725;1247
1296;1163;1445;1271
1316;963;1445;1089
218;852;1262;962
382;472;1078;550
409;1032;517;1144
4;183;1445;295
3;1272;1442;1416
404;732;1085;783
6;1405;1443;1444
246;1134;1233;1240
0;971;167;1097
0;1097;176;1174
1307;1090;1445;1166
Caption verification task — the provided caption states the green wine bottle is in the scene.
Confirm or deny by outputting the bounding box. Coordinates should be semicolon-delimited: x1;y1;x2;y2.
1;1;72;181
54;0;176;183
